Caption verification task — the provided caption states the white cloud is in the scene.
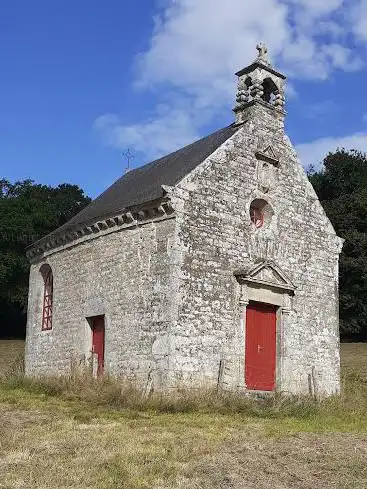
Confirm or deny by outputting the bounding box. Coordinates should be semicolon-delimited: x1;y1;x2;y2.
136;0;289;95
94;105;200;160
302;100;338;119
315;20;346;39
136;0;361;95
350;0;367;41
95;0;366;160
286;82;298;99
296;133;367;169
322;43;363;72
136;0;363;88
287;0;344;16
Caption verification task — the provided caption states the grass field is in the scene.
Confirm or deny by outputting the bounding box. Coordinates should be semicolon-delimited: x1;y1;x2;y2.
0;339;24;375
0;340;366;489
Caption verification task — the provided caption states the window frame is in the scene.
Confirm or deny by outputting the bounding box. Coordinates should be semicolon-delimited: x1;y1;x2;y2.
250;207;264;228
41;267;53;331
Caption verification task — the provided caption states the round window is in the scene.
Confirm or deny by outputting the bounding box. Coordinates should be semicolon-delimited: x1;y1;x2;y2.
249;199;273;228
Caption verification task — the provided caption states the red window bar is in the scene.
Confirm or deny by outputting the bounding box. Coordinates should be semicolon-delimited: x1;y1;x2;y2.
42;270;53;330
250;207;264;228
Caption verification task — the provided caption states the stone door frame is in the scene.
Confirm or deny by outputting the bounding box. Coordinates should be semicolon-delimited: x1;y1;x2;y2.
234;261;295;393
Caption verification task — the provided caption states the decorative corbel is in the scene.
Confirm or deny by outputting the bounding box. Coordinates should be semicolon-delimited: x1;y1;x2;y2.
97;221;108;230
125;211;134;223
114;216;124;226
106;218;116;228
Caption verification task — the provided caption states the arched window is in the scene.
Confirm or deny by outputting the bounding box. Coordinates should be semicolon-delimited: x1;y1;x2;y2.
261;78;278;104
250;199;274;229
40;264;53;330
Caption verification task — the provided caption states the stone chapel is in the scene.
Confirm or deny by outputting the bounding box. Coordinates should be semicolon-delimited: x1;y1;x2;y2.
25;45;343;395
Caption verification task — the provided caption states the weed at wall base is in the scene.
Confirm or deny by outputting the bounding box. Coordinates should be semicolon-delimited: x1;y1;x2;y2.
1;366;366;422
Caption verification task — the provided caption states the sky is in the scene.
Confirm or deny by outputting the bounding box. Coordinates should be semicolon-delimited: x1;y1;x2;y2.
1;0;367;198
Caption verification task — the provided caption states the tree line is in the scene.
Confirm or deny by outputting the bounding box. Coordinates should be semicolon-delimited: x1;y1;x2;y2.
0;180;90;337
308;149;367;340
1;148;367;340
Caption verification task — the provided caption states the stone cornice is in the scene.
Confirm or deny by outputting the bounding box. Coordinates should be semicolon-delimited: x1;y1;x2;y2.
233;98;286;118
235;62;287;80
27;200;175;263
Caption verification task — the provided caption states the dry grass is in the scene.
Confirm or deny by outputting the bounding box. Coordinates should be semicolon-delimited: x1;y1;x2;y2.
0;403;366;489
341;342;367;376
0;339;24;376
0;341;366;488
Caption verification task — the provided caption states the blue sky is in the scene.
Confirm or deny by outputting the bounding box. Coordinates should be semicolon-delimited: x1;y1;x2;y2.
1;0;367;198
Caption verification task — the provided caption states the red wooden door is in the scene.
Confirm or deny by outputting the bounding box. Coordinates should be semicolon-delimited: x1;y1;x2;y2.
91;316;105;375
245;302;277;391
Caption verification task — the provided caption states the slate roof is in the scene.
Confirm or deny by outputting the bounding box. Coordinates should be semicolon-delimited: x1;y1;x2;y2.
32;123;239;247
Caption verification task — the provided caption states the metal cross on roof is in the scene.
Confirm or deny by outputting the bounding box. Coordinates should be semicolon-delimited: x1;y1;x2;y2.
122;148;135;173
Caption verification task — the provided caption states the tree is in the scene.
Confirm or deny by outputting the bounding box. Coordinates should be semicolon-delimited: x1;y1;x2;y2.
0;180;91;338
308;149;367;339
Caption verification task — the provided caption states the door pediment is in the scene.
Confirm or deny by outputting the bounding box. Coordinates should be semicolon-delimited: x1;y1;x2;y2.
235;260;295;293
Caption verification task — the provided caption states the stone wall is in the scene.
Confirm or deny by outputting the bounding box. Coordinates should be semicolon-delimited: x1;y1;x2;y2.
25;217;177;388
169;103;342;394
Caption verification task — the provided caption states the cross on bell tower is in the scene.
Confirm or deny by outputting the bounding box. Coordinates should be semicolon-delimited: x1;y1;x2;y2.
255;42;271;66
233;44;286;126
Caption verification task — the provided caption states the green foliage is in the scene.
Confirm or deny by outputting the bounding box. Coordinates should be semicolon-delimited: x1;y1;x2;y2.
0;179;90;337
308;149;367;338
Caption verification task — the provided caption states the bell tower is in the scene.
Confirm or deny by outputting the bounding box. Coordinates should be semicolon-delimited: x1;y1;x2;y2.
233;43;286;127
